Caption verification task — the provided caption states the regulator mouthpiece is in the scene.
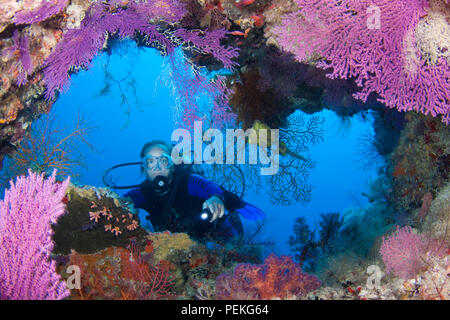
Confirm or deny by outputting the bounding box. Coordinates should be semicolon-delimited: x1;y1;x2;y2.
153;175;169;193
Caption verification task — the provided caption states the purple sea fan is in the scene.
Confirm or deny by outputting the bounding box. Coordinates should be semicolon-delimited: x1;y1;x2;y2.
43;1;176;100
379;226;446;280
174;28;240;70
14;0;69;25
128;0;188;23
0;170;70;300
210;75;236;128
6;30;33;86
274;0;450;124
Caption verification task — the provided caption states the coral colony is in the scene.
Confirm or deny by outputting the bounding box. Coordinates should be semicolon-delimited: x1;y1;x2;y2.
0;170;70;300
274;0;450;124
0;0;449;301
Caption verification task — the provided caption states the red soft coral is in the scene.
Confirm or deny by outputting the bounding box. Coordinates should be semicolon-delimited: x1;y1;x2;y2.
216;254;321;299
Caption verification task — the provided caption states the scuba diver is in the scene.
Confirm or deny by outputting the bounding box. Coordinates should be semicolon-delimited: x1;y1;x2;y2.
122;140;265;242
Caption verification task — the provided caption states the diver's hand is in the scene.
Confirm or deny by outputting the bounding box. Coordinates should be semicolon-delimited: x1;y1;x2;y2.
202;196;225;222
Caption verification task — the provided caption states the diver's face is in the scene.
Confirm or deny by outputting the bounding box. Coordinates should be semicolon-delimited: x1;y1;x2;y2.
143;146;173;182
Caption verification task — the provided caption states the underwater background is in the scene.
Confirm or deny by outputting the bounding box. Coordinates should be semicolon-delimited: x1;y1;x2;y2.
0;0;448;300
51;43;378;256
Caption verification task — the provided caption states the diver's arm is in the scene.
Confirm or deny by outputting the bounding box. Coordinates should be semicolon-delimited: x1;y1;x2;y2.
136;208;154;232
124;188;155;230
123;188;145;211
187;174;224;199
202;195;225;222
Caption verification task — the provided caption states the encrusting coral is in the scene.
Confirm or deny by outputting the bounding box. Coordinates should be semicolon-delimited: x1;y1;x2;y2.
52;184;148;255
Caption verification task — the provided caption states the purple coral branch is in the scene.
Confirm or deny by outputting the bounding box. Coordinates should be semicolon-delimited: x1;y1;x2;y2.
164;53;236;130
210;75;236;128
128;0;188;23
14;0;69;25
9;30;33;86
0;170;70;300
274;0;450;124
174;28;240;70
43;2;176;100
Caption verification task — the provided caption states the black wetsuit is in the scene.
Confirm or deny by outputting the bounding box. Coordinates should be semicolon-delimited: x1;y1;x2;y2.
124;166;247;241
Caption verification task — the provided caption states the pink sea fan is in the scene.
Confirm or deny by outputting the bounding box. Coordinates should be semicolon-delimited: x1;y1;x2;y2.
379;226;446;279
162;52;236;130
0;170;70;300
274;0;450;124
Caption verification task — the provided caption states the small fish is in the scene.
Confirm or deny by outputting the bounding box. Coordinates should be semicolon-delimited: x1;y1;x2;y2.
230;31;245;36
230;28;251;38
251;15;264;28
234;0;255;8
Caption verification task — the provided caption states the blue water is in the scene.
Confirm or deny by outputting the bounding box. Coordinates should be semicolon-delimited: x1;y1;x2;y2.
52;42;377;256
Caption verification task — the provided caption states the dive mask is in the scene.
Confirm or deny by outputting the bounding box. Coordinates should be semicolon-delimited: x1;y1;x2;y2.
141;154;173;171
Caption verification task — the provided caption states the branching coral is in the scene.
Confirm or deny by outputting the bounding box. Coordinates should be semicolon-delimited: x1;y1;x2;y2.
355;129;386;171
41;0;239;130
67;246;175;300
267;154;314;205
265;112;324;206
196;111;323;206
160;52;236;130
289;213;343;271
174;28;239;70
0;110;95;188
